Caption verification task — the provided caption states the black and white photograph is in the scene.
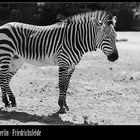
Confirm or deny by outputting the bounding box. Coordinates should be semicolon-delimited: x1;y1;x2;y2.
0;1;139;136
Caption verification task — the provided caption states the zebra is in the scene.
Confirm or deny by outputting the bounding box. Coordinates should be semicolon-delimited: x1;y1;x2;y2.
0;10;118;113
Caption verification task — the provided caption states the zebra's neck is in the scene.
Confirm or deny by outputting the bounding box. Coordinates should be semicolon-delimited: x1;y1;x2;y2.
61;23;97;65
75;23;97;54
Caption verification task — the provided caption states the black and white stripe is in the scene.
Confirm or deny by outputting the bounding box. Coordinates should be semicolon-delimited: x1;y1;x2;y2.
0;10;118;113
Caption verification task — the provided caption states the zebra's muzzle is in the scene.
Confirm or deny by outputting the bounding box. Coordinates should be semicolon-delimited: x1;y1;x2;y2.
107;50;119;62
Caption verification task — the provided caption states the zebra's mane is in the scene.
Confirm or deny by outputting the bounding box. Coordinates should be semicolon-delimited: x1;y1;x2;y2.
64;10;114;25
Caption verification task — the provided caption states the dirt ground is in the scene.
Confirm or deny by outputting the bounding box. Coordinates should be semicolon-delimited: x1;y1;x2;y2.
1;32;140;125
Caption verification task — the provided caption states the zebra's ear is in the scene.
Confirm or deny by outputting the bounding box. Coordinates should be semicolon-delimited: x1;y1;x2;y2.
112;16;117;26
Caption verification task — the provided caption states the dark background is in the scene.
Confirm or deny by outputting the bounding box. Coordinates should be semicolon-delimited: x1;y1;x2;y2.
0;2;140;31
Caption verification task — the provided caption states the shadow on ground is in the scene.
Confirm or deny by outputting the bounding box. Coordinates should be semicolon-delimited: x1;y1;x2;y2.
0;108;74;125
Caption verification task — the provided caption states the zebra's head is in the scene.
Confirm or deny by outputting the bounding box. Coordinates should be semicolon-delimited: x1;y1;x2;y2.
92;11;119;62
63;10;119;62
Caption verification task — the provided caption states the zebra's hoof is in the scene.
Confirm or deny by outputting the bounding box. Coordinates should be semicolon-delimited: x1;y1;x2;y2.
11;103;17;107
5;103;11;108
58;108;67;114
65;106;69;111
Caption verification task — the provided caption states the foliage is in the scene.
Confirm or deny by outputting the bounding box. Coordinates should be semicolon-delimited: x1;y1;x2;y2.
37;2;140;31
1;2;140;31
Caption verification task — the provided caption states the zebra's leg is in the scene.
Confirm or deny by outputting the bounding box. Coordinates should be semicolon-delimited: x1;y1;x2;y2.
6;55;23;107
0;69;14;107
0;55;23;107
0;72;10;107
5;75;17;107
0;54;13;107
58;66;75;113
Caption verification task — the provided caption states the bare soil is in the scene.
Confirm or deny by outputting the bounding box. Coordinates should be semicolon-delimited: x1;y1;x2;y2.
0;32;140;125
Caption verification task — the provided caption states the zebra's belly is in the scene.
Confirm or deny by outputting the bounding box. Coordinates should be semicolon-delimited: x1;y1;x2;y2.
22;56;58;66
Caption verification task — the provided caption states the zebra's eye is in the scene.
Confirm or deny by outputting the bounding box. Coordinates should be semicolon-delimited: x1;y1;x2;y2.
99;20;102;26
